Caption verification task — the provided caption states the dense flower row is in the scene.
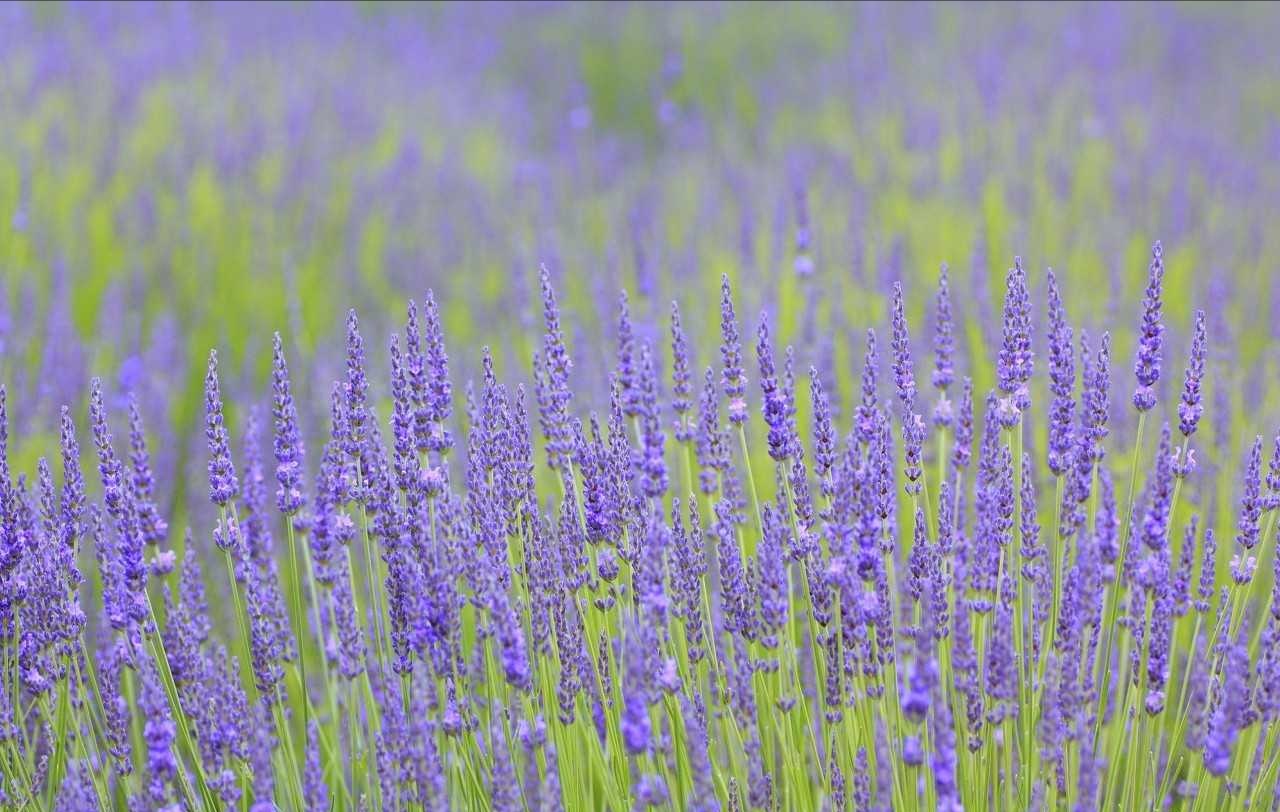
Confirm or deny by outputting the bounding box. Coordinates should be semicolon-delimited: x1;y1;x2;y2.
2;241;1277;811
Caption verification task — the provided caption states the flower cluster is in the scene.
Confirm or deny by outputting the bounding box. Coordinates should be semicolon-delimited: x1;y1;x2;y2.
5;239;1280;811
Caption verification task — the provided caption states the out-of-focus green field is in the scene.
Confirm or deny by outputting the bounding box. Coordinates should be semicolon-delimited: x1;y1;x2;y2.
2;2;1279;498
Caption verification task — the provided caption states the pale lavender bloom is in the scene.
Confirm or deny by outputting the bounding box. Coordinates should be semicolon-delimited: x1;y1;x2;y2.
720;275;748;424
420;289;455;457
890;281;917;410
343;309;371;463
1046;269;1075;476
1205;636;1249;775
1237;436;1264;558
1178;309;1207;438
537;266;575;470
271;333;306;516
997;257;1033;414
204;350;238;506
857;329;880;446
615;289;639;417
670;301;695;442
1132;241;1166;412
757;314;790;462
932;263;955;393
127;397;167;546
58;405;85;549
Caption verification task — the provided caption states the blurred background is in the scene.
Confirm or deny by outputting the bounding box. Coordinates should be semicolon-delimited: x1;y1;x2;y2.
2;1;1279;526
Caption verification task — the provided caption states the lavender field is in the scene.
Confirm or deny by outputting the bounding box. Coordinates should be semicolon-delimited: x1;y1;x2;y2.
4;2;1280;810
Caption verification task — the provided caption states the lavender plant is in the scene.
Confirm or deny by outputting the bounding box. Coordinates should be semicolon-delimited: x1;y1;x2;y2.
4;241;1280;810
4;4;1280;812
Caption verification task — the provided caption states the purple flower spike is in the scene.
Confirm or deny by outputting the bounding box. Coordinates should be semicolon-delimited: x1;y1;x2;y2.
389;333;419;498
810;367;836;483
420;289;455;457
537;266;575;470
1132;241;1165;412
757;314;790;462
1204;636;1248;775
1139;424;1174;555
1195;527;1216;613
139;658;178;806
1178;309;1206;438
951;377;974;473
616;289;639;417
127;397;168;546
58;406;85;549
621;622;653;755
204;350;238;507
890;281;916;411
932;263;955;392
343;309;371;462
637;343;668;499
271;333;306;516
670;301;695;442
1237;436;1264;554
1046;269;1075;476
857;329;880;447
997;256;1033;412
720;274;748;424
1144;552;1173;714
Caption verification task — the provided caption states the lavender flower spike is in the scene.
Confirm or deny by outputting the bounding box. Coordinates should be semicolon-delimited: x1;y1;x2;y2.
1046;269;1075;476
932;262;955;392
1132;240;1165;412
890;281;917;410
720;274;748;424
1178;309;1206;438
205;349;239;506
997;256;1033;413
271;333;306;516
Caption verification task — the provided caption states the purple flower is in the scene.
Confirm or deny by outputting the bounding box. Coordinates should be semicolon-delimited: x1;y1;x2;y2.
536;266;575;469
139;658;178;805
1173;516;1197;616
1132;241;1166;412
245;560;287;699
1178;309;1207;438
615;289;639;417
303;721;328;810
636;343;668;499
720;274;748;424
951;377;974;472
932;262;955;392
58;406;85;549
419;289;455;457
931;696;960;810
204;350;239;506
343;309;371;463
1139;424;1174;555
389;333;420;499
810;367;836;484
271;333;306;516
997;256;1033;412
1205;636;1249;775
670;301;695;442
1083;331;1112;463
1237;436;1264;554
756;504;789;650
621;622;653;755
1144;558;1173;714
890;281;917;410
757;314;791;462
1046;269;1075;476
127;398;167;546
857;329;880;446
